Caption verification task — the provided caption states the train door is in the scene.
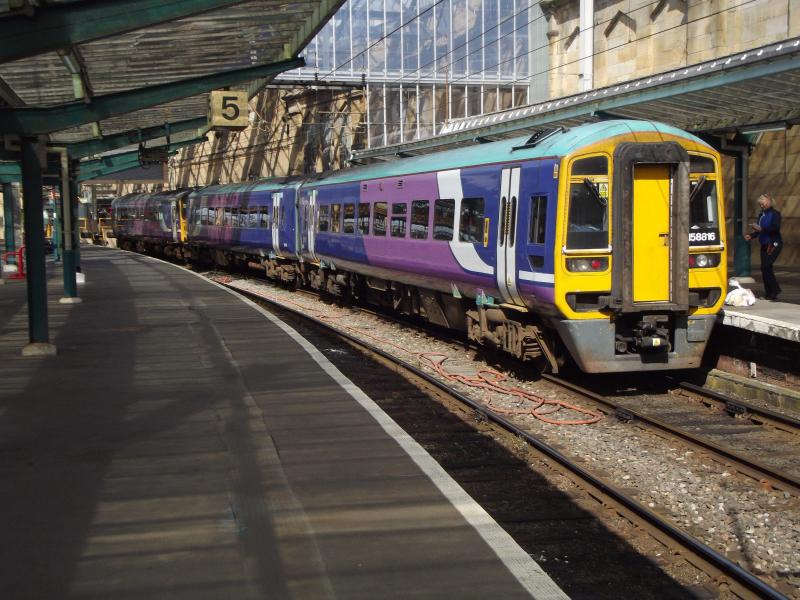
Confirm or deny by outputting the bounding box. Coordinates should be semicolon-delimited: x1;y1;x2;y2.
271;192;282;256
175;197;185;242
299;188;316;261
496;167;525;305
632;165;670;302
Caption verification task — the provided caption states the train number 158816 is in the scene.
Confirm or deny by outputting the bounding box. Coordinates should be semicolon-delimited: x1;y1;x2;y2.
689;231;717;243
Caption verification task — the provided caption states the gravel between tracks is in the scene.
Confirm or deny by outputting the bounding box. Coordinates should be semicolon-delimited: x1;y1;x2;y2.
215;274;800;596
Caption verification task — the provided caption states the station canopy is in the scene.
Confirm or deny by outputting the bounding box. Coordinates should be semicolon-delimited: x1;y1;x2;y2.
351;36;800;164
0;0;345;153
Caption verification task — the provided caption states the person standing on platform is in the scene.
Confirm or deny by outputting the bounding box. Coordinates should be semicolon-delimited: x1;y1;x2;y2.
744;193;783;301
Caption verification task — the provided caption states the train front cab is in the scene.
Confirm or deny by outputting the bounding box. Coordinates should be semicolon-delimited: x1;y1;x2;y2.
552;134;726;373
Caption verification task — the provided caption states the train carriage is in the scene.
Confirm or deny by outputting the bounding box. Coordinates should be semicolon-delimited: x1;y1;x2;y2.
297;120;726;372
182;178;301;283
112;190;191;257
112;119;726;374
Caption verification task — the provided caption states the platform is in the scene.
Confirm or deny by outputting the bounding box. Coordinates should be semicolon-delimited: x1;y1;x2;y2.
722;265;800;343
0;246;565;599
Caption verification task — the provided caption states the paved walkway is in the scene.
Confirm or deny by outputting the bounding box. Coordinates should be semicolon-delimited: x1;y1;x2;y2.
0;246;565;599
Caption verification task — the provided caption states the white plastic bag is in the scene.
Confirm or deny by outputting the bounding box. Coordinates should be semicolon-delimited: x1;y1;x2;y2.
725;279;756;307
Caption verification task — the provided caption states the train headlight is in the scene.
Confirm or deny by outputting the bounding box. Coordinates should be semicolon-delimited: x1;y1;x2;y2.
567;257;608;272
688;253;720;268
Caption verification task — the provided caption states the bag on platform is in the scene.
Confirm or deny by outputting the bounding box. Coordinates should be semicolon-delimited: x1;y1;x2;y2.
725;279;756;307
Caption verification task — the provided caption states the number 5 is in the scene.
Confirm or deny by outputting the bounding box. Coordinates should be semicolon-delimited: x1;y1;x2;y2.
221;95;240;120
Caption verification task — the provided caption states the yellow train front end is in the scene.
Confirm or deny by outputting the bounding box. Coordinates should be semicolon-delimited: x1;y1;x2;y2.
551;130;726;373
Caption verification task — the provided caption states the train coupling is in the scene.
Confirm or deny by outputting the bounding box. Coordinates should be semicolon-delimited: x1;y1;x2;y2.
632;316;671;353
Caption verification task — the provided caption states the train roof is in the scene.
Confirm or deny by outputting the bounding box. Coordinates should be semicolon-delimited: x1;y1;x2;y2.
190;176;301;197
313;119;713;186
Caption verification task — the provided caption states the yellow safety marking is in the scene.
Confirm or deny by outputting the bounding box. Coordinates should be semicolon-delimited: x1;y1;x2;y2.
483;217;490;247
633;164;670;302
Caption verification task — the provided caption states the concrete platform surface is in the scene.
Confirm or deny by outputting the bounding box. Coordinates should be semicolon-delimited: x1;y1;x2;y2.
0;246;565;599
723;265;800;343
720;300;800;343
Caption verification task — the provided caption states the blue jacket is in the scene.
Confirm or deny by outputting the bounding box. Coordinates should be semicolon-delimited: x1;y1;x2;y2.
756;207;782;246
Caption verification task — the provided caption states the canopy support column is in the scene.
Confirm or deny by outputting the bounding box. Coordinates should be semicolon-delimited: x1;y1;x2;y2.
21;137;56;356
3;181;16;255
720;138;753;280
59;152;81;304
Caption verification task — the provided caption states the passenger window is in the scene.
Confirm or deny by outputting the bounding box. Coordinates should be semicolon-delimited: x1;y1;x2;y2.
411;200;429;239
225;207;233;226
358;203;371;235
232;207;240;227
343;203;355;234
248;206;258;228
391;202;407;237
261;206;270;228
434;199;455;241
318;205;330;232
331;204;342;233
459;197;484;243
216;207;224;226
567;181;608;249
373;202;387;236
529;195;547;245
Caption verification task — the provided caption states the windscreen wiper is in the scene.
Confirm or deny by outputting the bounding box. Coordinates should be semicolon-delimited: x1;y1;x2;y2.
689;175;707;204
583;178;607;206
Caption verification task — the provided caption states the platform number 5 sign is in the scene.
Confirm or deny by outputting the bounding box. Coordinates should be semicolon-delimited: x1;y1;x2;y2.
209;90;250;130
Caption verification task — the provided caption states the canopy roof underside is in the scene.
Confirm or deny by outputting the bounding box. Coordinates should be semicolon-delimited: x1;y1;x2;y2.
0;0;343;146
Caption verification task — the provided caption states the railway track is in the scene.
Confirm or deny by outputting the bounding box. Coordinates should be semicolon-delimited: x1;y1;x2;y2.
217;276;790;600
545;374;800;498
676;380;800;436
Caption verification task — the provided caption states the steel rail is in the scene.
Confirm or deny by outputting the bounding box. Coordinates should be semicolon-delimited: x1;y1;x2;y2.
543;374;800;497
220;280;788;600
679;380;800;434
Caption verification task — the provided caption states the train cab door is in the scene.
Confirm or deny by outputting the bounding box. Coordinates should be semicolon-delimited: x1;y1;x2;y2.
496;167;525;306
611;141;689;312
632;164;671;303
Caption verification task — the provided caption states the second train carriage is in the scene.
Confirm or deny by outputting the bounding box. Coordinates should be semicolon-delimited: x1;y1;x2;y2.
112;120;727;373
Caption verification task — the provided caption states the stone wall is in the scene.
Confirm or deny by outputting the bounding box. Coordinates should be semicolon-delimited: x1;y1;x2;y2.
545;0;799;97
168;87;365;187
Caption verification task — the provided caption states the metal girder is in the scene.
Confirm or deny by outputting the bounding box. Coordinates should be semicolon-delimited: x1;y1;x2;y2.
0;161;21;183
0;57;304;135
245;0;346;99
77;137;206;182
0;0;250;64
67;116;207;158
352;37;800;163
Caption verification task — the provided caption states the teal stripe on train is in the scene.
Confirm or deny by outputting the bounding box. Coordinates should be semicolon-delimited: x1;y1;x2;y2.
319;119;713;186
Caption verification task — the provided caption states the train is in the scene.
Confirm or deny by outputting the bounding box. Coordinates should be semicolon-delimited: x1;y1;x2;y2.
112;119;727;373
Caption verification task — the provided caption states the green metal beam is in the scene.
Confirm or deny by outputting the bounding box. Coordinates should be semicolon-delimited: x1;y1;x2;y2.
67;117;208;158
0;162;21;183
0;57;304;135
0;0;249;64
77;137;206;182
